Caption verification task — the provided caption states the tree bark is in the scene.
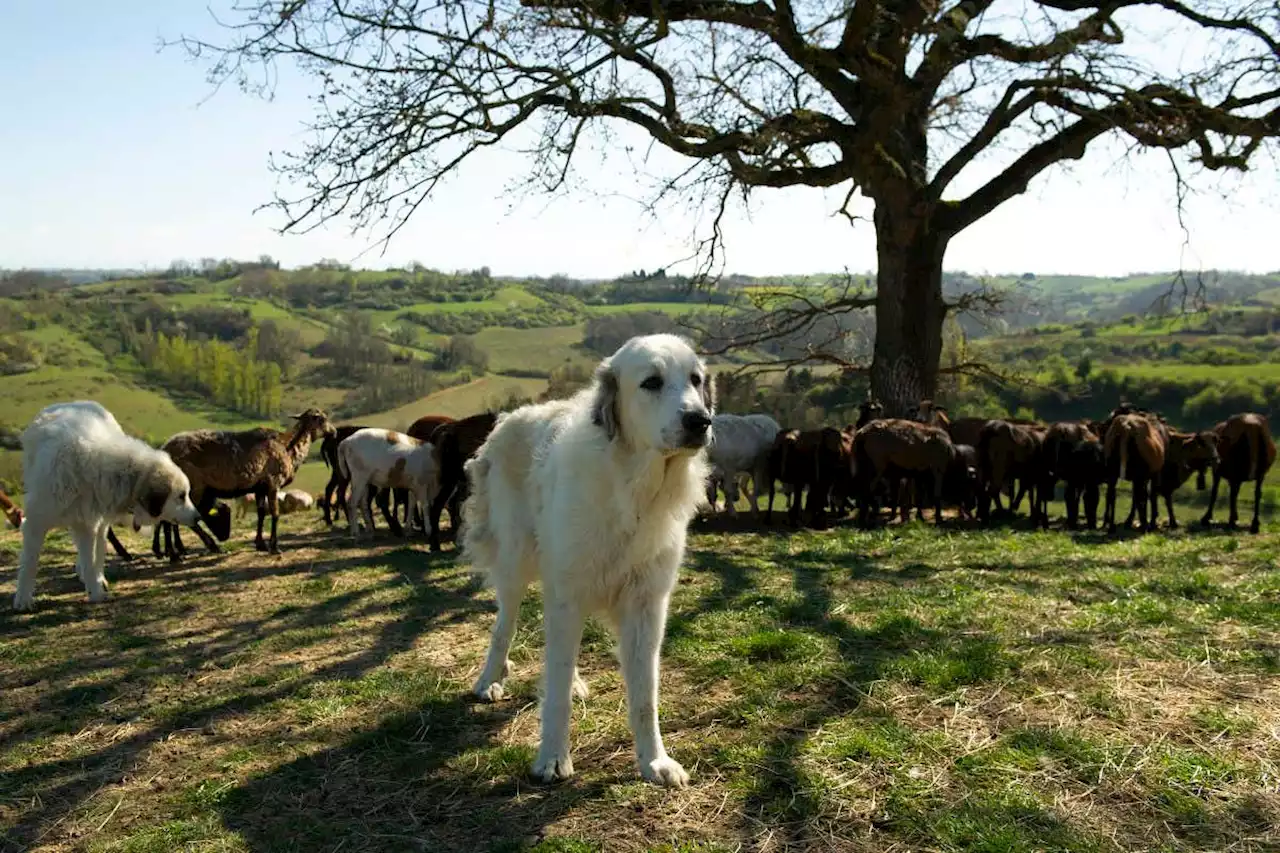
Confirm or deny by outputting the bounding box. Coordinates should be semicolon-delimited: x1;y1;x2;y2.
869;197;949;418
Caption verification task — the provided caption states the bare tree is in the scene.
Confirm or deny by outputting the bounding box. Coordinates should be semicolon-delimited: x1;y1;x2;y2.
178;0;1279;413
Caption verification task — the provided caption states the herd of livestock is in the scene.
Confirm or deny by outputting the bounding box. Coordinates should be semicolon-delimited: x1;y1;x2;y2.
0;398;1273;571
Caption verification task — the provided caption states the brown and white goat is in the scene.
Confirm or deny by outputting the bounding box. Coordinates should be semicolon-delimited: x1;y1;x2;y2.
337;428;440;542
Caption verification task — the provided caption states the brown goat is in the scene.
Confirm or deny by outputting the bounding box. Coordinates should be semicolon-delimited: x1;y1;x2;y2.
1201;413;1276;534
768;427;849;527
852;419;955;526
426;411;499;551
158;408;335;557
1141;430;1219;530
1036;422;1105;529
947;417;992;449
976;420;1045;521
0;487;21;529
915;400;951;430
1103;413;1167;533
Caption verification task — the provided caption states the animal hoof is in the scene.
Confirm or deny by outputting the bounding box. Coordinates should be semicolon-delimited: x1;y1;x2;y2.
255;541;269;553
531;751;574;783
640;755;689;788
473;680;505;702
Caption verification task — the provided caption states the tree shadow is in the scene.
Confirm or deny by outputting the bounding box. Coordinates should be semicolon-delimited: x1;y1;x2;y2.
0;542;484;851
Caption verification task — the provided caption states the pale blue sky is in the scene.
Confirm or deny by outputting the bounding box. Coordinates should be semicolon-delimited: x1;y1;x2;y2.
1;1;1276;278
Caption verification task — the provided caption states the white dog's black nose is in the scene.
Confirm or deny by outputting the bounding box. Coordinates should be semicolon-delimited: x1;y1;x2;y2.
682;411;712;436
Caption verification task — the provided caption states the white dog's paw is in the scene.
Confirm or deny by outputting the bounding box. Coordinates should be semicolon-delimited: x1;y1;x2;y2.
571;673;590;700
640;755;690;788
473;679;505;702
531;749;574;783
12;592;34;611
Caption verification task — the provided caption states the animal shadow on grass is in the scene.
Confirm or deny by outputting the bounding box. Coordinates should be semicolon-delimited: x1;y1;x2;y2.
0;546;483;852
216;699;611;853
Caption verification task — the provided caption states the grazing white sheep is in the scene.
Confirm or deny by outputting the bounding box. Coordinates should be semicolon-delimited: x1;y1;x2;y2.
336;429;440;542
14;401;200;610
706;412;781;517
463;333;714;787
235;488;315;520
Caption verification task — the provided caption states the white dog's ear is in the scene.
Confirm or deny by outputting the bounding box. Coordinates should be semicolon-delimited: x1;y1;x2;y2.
701;367;717;415
591;363;621;441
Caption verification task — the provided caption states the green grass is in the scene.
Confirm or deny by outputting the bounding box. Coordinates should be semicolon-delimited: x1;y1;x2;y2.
1;507;1277;853
475;324;589;375
586;302;708;315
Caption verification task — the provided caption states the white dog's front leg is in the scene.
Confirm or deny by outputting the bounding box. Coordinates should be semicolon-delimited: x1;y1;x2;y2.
71;524;107;603
13;520;49;611
532;594;584;783
616;588;688;788
473;578;526;702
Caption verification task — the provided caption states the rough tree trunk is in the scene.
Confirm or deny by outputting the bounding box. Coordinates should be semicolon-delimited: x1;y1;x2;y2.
869;197;949;418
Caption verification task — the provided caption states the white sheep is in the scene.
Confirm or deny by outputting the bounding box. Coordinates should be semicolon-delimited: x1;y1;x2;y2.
235;488;315;520
336;429;440;542
707;413;782;518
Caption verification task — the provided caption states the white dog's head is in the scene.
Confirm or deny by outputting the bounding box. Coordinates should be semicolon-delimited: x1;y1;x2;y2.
591;333;715;454
131;453;201;530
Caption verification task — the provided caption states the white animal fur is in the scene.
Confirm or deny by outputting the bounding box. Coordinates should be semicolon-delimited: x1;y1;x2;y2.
705;413;781;517
14;401;200;610
462;333;715;787
336;429;439;542
235;488;315;519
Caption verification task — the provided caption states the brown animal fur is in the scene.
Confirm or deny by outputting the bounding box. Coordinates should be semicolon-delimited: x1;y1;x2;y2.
976;420;1045;520
1102;413;1167;532
768;427;849;527
1202;413;1276;533
852;419;955;526
159;408;335;556
0;487;21;528
1036;422;1105;529
1145;430;1219;529
915;400;951;430
427;411;499;551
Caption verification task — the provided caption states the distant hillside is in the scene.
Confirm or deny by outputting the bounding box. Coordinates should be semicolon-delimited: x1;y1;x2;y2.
2;260;1278;494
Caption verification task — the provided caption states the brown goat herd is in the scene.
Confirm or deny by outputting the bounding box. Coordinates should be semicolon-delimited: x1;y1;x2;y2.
0;399;1274;576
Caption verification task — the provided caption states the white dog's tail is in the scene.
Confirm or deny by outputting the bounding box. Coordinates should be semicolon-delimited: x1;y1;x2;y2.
459;456;495;569
337;442;351;481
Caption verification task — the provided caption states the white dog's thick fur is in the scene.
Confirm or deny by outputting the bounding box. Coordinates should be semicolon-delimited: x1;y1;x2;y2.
14;401;200;610
705;413;781;517
462;333;715;787
337;428;439;542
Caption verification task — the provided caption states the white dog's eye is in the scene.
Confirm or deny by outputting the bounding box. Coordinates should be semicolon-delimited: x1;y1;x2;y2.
690;373;703;387
641;376;663;392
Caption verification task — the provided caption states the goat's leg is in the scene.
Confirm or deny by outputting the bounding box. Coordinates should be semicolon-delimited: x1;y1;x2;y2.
106;527;133;562
376;487;403;537
1251;476;1264;534
1199;470;1222;527
1063;483;1078;529
1084;483;1100;530
152;523;165;560
1227;479;1242;529
254;493;269;552
189;520;219;554
322;474;341;526
427;479;453;552
266;490;281;553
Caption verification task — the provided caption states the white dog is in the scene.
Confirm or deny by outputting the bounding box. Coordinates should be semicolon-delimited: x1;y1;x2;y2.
462;333;714;787
13;401;201;610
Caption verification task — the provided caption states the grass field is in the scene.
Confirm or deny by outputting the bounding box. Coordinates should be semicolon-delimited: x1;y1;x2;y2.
1;491;1277;853
476;325;589;375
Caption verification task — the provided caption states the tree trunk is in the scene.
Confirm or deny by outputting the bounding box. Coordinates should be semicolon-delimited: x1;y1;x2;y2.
869;197;949;418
